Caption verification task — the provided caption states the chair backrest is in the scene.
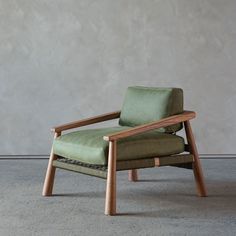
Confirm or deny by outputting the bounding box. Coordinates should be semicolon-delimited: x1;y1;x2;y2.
119;86;183;133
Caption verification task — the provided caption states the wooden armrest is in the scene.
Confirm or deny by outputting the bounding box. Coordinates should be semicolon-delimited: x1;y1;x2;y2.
52;111;121;132
103;110;196;141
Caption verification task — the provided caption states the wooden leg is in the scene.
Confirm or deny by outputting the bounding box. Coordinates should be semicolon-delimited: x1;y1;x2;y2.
105;141;117;215
128;169;138;182
42;132;61;196
184;121;207;197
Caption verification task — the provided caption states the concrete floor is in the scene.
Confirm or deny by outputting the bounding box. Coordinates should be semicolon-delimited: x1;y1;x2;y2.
0;159;235;236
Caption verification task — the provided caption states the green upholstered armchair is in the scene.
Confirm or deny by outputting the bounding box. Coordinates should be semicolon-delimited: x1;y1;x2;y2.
42;86;207;216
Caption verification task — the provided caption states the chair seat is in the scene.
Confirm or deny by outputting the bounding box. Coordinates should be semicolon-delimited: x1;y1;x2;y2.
53;126;185;165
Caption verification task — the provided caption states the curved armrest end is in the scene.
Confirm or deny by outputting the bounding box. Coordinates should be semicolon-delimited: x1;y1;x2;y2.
51;111;121;133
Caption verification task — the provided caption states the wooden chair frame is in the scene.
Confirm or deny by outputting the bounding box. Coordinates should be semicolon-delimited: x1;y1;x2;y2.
42;110;207;216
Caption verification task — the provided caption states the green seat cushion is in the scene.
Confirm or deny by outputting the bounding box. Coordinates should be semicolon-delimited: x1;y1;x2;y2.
119;86;183;133
53;126;185;165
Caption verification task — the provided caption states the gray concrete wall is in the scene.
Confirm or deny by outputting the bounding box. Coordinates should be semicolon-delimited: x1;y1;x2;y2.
1;0;236;155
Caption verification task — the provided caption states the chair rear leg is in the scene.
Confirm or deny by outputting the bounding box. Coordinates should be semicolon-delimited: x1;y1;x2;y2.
42;132;61;196
128;169;138;182
184;121;207;197
105;141;117;215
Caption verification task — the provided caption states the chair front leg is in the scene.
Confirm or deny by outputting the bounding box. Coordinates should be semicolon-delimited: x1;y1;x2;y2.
128;169;138;182
42;132;61;196
105;141;117;215
184;121;207;197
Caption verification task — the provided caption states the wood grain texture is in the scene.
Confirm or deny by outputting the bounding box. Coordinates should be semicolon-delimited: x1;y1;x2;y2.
42;132;61;196
103;111;196;141
128;169;138;182
52;111;121;132
184;121;207;197
105;141;117;216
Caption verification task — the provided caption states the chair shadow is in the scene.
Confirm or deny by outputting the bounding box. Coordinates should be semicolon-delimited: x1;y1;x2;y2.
137;179;174;183
53;192;104;198
115;212;153;217
53;179;236;217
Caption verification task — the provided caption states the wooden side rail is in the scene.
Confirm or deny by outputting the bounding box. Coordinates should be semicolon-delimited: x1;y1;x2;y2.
52;111;121;133
104;111;196;141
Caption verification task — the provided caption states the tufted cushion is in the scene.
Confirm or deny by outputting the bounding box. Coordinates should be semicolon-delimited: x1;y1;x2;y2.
53;126;185;165
119;86;183;133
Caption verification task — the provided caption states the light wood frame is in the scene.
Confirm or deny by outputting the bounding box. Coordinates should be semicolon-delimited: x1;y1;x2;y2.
42;110;207;216
42;111;120;197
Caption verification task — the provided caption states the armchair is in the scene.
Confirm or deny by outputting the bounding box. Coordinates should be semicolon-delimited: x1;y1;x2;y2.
42;86;207;216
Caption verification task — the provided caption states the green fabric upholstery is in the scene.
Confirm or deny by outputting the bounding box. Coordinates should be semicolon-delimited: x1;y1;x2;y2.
53;126;185;165
119;86;183;133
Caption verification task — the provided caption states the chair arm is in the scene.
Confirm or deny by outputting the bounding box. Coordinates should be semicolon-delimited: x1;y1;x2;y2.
103;110;196;141
52;111;121;132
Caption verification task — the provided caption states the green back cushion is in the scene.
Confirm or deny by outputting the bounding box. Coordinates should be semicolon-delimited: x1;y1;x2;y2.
119;86;183;133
